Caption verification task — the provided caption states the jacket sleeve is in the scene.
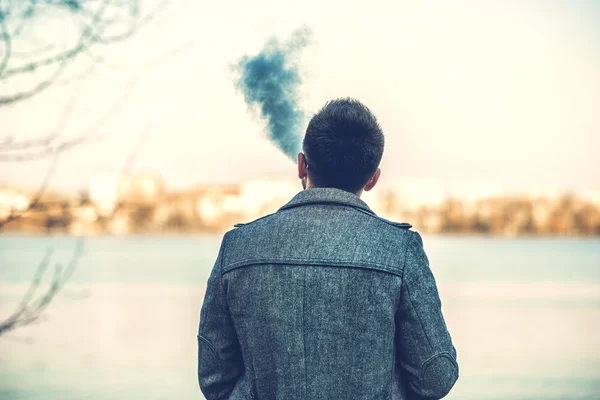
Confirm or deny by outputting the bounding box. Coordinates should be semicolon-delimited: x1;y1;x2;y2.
395;231;459;399
198;233;244;400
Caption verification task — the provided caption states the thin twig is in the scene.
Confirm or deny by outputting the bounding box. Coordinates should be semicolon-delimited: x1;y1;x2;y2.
0;80;85;151
0;77;137;162
0;238;84;336
0;0;110;104
0;152;60;227
0;0;12;77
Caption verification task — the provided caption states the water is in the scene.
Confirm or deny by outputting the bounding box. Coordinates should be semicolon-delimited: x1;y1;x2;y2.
1;235;599;399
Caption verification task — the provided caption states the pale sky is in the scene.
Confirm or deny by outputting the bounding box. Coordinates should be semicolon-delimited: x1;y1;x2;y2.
2;0;599;194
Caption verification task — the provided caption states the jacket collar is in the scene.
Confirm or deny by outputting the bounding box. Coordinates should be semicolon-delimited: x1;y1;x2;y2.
278;187;375;215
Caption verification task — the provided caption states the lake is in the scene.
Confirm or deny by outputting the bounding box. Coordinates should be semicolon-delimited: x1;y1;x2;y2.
1;235;599;399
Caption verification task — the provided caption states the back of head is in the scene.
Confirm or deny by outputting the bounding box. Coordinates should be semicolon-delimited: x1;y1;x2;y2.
303;98;385;193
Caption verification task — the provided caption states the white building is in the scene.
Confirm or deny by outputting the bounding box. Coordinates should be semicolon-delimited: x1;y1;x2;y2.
0;186;30;220
89;174;121;216
89;173;164;216
238;179;299;218
119;174;164;204
577;189;600;207
195;179;300;226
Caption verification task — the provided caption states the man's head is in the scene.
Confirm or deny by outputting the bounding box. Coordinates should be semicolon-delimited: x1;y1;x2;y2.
297;98;384;196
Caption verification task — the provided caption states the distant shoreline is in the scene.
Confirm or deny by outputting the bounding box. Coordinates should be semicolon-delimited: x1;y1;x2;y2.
2;231;599;240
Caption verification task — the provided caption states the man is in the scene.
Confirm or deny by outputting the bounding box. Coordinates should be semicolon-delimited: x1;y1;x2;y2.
198;98;458;400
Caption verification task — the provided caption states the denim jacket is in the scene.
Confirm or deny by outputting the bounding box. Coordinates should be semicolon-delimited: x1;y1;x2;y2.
198;187;458;400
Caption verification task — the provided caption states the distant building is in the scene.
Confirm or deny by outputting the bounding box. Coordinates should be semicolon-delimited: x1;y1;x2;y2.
526;184;563;205
530;198;553;232
360;189;386;216
89;174;121;217
238;179;299;218
578;189;600;208
388;178;447;213
109;208;132;235
195;185;241;230
448;180;505;217
154;191;202;232
421;212;443;233
69;204;99;235
0;186;30;220
119;174;165;205
89;173;164;217
192;179;300;230
2;176;599;237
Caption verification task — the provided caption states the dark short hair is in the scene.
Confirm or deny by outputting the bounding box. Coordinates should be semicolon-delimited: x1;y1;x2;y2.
303;98;384;193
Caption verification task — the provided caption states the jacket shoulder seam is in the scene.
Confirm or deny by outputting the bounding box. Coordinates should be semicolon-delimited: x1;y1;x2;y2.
233;212;277;228
352;206;412;229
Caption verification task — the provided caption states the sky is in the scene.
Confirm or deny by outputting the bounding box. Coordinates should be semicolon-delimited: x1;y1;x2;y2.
2;0;599;195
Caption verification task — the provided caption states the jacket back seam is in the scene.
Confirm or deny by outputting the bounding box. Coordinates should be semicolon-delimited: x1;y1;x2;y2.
222;258;403;277
302;264;308;400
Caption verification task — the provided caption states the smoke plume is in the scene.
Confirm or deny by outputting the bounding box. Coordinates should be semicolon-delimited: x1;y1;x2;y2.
234;27;312;162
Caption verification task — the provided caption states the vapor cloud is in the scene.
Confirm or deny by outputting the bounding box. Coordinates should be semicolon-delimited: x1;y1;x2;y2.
234;27;312;162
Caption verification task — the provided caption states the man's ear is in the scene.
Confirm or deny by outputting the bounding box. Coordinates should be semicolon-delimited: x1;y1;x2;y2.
298;152;308;180
363;168;381;192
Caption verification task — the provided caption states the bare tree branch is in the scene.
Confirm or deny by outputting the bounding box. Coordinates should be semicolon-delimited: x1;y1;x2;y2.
8;0;36;39
0;0;111;105
0;0;181;340
0;76;138;227
83;36;195;73
0;0;172;105
0;0;11;77
0;238;84;336
121;120;150;176
0;79;85;151
0;78;137;162
0;153;60;227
